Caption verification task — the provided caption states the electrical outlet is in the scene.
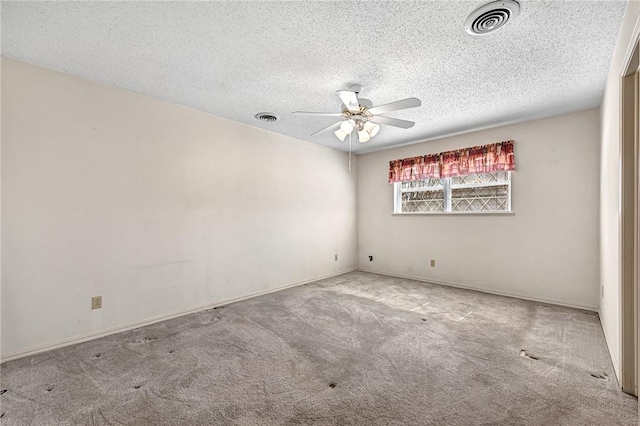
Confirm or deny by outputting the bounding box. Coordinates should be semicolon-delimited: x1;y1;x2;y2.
335;254;338;261
92;296;102;310
430;259;436;267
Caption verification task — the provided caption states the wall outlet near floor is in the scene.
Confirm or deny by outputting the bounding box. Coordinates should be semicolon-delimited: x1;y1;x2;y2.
92;296;102;310
335;254;338;261
430;259;436;267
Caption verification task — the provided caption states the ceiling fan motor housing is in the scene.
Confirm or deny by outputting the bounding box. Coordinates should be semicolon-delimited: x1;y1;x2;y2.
349;84;364;94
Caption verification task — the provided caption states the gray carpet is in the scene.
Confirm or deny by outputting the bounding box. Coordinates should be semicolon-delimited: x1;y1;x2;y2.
0;271;637;425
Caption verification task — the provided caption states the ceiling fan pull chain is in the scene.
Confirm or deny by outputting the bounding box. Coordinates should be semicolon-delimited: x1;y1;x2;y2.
349;131;352;173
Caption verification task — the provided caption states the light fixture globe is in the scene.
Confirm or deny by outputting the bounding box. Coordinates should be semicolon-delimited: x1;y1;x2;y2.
357;129;371;143
364;121;380;137
334;129;348;142
340;119;355;134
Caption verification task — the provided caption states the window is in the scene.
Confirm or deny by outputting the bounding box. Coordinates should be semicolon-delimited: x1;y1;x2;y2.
394;171;511;214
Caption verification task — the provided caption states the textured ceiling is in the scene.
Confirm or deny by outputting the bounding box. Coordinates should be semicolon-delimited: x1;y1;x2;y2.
1;1;626;153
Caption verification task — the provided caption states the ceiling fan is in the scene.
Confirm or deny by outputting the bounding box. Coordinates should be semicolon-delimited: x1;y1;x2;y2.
292;84;421;143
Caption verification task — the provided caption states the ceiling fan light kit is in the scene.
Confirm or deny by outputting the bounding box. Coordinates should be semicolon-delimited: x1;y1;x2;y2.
292;84;421;144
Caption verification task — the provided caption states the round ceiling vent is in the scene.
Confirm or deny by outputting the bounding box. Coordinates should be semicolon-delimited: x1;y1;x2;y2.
465;0;520;36
255;112;279;122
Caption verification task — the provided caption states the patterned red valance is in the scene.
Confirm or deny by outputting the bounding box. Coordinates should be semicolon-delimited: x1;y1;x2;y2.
388;140;515;184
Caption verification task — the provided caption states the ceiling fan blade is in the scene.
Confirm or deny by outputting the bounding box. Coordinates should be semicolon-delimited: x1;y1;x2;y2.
367;97;421;115
337;90;360;113
368;116;415;129
292;111;344;117
310;120;342;136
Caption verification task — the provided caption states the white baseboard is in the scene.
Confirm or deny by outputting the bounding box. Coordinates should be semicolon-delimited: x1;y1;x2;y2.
599;310;621;385
0;268;357;364
357;268;599;312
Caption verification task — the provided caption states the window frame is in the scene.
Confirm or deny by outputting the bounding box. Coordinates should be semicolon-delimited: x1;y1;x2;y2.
393;172;512;215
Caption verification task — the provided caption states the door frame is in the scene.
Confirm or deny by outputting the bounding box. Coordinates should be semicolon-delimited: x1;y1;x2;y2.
620;21;640;397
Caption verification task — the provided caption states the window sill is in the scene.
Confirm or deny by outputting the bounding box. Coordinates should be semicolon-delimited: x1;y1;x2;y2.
392;211;514;216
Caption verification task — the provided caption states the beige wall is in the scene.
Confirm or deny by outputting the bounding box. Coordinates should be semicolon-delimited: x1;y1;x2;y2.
599;0;640;382
1;58;357;360
357;109;601;310
1;56;3;359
